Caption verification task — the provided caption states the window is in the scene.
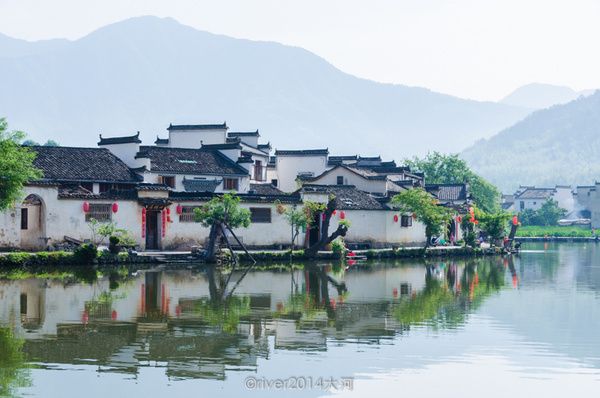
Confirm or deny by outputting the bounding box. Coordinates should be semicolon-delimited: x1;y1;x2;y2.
223;178;238;191
520;201;525;210
86;204;112;222
254;161;265;181
533;201;537;205
401;215;412;227
337;176;344;185
21;208;28;230
271;179;278;187
179;206;200;223
250;208;271;223
159;176;175;188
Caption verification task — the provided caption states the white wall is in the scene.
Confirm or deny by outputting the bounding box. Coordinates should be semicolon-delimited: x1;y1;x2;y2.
99;142;140;168
553;187;574;213
275;154;329;192
169;128;226;148
309;167;387;194
0;205;20;248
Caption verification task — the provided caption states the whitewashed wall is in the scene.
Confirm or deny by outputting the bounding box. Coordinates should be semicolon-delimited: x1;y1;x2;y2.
275;154;329;192
168;128;227;147
0;205;20;248
310;168;387;194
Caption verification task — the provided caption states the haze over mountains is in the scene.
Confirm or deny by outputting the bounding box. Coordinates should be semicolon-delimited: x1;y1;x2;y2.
499;83;594;110
461;90;600;194
0;16;533;160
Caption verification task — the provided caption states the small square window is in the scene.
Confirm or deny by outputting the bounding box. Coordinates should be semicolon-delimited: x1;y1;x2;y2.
337;176;344;185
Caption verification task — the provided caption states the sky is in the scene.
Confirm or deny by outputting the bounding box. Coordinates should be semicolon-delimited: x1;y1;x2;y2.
1;0;600;102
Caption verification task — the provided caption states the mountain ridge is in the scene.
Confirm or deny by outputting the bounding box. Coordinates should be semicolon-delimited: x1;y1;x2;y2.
0;16;532;160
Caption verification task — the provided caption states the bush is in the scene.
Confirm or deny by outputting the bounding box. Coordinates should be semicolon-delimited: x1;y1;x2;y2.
73;243;98;263
331;240;344;253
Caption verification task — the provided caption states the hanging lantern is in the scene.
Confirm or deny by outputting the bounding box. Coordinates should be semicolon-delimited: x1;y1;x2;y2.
166;207;171;215
340;211;346;220
394;215;399;223
469;207;474;214
277;205;284;214
112;203;118;213
513;216;518;225
142;207;147;215
333;210;337;216
458;216;462;223
474;220;478;225
167;215;171;223
83;202;89;214
176;204;183;215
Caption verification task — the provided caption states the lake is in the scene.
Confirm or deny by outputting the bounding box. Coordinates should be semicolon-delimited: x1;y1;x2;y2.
2;242;600;397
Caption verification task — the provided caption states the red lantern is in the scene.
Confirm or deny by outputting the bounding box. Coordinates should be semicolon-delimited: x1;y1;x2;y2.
458;216;462;223
474;220;478;224
412;213;416;219
333;210;337;216
513;216;518;225
469;207;474;214
112;203;118;213
340;211;346;220
142;208;147;215
167;215;171;223
394;215;399;222
83;202;89;213
176;204;183;215
277;205;284;214
166;207;171;215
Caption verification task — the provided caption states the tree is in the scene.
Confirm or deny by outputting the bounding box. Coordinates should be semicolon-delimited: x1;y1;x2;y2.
194;192;251;262
531;198;567;226
391;187;451;248
303;197;350;258
480;212;511;246
404;151;501;214
0;118;43;210
275;201;311;253
43;139;59;146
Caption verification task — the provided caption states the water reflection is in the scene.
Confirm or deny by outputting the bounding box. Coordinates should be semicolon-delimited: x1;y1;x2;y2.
1;243;600;396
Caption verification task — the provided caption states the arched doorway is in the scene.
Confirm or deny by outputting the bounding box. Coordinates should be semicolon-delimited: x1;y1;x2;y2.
20;194;47;251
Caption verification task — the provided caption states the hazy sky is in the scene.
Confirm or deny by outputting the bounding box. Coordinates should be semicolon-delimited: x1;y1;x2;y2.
1;0;599;102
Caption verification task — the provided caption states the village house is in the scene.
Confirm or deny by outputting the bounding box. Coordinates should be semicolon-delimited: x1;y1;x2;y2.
513;185;574;214
0;122;473;252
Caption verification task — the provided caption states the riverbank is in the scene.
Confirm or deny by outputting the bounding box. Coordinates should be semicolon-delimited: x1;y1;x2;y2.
0;244;514;267
514;236;598;242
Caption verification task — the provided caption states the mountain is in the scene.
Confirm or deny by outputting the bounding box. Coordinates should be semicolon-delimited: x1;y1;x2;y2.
461;91;600;193
499;83;595;110
0;16;532;160
0;33;69;58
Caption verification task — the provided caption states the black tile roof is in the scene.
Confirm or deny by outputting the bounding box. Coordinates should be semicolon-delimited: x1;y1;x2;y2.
275;149;329;156
200;141;243;151
228;130;260;137
250;183;283;195
515;188;556;200
170;191;301;204
301;184;388;210
155;136;169;145
425;184;469;201
98;132;142;146
31;146;140;183
167;123;228;130
58;186;138;200
139;146;248;176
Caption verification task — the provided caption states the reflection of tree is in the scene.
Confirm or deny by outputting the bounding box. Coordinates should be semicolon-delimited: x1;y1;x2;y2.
393;260;506;329
0;328;32;396
197;266;251;333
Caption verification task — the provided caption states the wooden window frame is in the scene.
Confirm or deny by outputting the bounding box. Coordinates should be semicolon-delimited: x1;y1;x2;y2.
401;215;412;227
223;178;239;191
86;204;112;222
179;206;200;223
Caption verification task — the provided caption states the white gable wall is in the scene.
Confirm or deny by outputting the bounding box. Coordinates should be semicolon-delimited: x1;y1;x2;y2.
276;154;329;192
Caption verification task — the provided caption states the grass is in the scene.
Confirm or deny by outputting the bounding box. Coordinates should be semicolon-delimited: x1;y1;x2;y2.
515;225;593;238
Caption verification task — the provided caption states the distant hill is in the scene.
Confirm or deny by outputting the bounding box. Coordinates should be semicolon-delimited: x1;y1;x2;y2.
461;91;600;193
499;83;595;110
0;16;532;160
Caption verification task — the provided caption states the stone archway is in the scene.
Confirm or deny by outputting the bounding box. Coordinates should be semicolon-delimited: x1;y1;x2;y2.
20;194;47;251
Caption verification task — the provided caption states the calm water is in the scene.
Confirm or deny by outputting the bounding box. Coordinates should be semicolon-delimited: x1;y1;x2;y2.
2;242;600;397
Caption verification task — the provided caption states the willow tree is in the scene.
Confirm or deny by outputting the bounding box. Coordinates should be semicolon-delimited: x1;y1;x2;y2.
391;187;451;248
194;192;251;262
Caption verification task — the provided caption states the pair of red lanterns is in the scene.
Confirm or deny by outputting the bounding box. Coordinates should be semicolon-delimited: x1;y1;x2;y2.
82;202;118;214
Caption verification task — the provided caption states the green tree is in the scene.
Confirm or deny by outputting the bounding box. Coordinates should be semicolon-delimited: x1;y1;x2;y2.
391;187;451;248
43;139;59;146
480;212;511;246
405;151;501;214
0;118;43;210
22;139;38;146
531;198;567;226
194;192;251;262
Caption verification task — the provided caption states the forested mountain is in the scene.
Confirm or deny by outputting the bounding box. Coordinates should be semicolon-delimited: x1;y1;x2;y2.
499;83;594;110
0;16;532;160
461;91;600;193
